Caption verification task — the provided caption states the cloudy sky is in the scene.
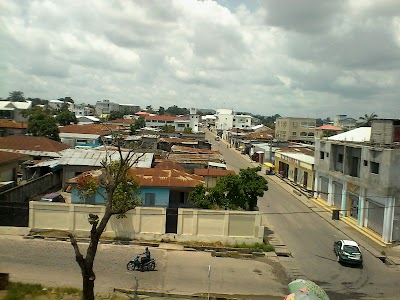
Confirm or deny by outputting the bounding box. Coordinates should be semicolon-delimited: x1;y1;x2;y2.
1;0;400;118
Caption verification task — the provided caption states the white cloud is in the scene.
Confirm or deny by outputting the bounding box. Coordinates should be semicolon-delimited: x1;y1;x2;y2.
0;0;399;118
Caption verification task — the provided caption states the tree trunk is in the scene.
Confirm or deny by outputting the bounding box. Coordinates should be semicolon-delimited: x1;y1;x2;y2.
82;272;95;300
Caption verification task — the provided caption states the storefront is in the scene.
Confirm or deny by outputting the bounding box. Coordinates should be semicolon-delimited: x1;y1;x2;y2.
366;198;385;235
333;181;343;209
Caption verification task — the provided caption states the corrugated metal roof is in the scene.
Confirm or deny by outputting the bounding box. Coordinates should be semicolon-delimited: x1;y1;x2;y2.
0;149;63;158
60;133;100;139
58;149;153;167
171;145;216;154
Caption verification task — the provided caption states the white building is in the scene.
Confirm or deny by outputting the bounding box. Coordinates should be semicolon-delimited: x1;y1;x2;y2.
95;100;120;116
0;101;32;122
215;109;252;130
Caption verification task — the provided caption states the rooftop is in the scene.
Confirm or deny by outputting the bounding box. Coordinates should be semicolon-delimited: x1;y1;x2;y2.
58;148;153;167
0;136;70;153
276;151;315;165
194;169;235;176
328;127;371;142
0;150;30;165
316;125;343;131
60;123;124;135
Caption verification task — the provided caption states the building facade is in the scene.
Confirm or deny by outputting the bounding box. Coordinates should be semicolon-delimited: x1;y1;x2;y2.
275;117;316;142
215;109;252;130
95;100;120;116
275;151;315;191
314;119;400;243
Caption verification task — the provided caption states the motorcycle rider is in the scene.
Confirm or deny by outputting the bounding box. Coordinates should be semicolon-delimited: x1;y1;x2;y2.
139;247;151;272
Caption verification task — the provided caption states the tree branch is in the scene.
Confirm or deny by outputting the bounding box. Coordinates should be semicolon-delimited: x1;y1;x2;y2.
68;233;85;271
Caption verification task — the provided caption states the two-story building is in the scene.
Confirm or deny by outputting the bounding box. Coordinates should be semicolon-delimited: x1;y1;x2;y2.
333;115;357;130
0;101;32;122
314;119;400;243
275;117;316;142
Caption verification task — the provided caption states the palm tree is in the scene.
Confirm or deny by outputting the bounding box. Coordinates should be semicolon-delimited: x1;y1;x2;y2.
359;112;378;126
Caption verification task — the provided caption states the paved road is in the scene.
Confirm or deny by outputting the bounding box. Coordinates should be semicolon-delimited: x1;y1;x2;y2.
0;236;287;299
206;130;400;300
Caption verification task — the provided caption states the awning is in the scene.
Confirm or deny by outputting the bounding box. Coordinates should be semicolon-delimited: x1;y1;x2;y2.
264;162;275;168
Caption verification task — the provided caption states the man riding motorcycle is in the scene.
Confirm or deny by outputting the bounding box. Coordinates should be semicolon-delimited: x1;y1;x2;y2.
138;247;151;272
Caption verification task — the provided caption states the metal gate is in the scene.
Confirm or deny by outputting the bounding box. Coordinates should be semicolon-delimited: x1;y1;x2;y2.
320;177;329;200
367;199;384;235
165;208;178;234
349;193;359;219
333;182;343;209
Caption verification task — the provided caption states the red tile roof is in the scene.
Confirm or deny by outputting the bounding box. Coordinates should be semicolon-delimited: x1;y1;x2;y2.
0;120;28;129
0;150;30;165
135;111;151;115
316;125;343;131
194;169;235;176
171;145;218;154
60;124;123;135
0;136;70;152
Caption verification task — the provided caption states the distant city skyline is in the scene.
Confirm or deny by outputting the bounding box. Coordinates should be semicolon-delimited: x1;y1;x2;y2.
1;0;399;118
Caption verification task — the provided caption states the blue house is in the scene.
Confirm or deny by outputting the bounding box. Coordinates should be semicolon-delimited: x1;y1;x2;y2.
69;165;205;208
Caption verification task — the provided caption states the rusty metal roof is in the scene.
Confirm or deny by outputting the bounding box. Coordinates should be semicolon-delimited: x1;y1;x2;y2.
0;136;70;153
171;145;216;154
128;167;204;188
168;153;223;163
194;169;235;176
0;150;30;164
60;123;124;135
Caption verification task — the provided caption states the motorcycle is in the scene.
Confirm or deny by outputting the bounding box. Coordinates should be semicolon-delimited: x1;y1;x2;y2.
127;254;156;271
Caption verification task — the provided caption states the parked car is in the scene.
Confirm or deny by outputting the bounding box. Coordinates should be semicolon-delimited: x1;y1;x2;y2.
40;193;66;203
333;239;363;265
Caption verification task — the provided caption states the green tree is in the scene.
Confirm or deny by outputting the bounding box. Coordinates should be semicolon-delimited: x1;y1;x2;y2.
130;116;146;133
56;107;78;126
162;125;175;133
146;105;154;113
183;127;192;134
158;106;165;115
108;110;124;121
166;105;189;116
70;145;143;300
359;112;378;126
188;167;268;211
26;107;60;141
238;167;268;210
8;91;25;102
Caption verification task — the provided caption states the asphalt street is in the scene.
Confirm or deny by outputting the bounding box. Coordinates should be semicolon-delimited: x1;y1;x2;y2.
0;235;287;299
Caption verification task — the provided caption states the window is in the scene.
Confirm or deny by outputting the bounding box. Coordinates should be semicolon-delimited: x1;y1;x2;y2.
364;160;368;166
371;162;380;174
338;154;343;163
144;193;156;206
326;153;329;157
292;122;297;126
320;151;325;159
292;132;297;136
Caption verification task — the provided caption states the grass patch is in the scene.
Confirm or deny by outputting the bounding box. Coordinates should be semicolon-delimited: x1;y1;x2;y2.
232;242;274;252
0;282;127;300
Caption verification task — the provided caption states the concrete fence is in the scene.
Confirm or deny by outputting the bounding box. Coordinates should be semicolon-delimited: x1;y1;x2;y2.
29;202;264;244
0;173;61;203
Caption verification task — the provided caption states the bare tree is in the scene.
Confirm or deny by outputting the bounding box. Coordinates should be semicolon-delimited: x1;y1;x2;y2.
69;134;145;300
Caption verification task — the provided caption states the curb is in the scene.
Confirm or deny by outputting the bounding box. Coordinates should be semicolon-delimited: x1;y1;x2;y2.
113;288;275;300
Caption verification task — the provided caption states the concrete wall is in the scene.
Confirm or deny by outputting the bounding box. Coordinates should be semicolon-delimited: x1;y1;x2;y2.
0;172;61;202
29;203;264;244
